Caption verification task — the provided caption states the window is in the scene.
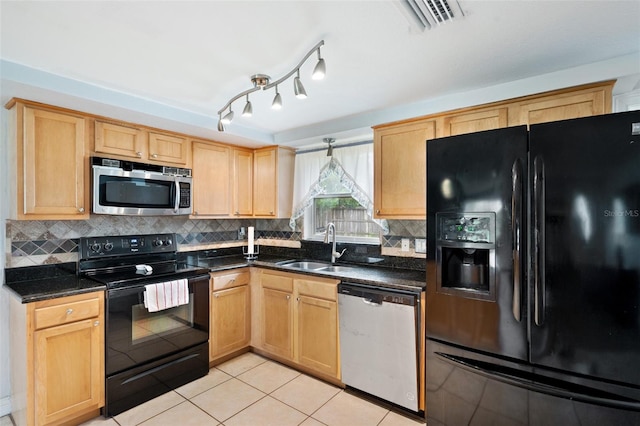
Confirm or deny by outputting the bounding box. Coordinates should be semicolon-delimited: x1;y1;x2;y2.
304;170;380;243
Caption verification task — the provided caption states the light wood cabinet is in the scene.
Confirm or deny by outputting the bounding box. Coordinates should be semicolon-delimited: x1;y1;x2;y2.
94;120;145;160
94;120;188;165
7;101;90;220
372;81;614;219
253;146;295;218
191;141;232;217
508;84;612;126
373;119;434;219
233;148;254;216
294;278;339;377
441;106;509;137
210;269;251;362
259;271;294;359
9;291;105;426
257;270;340;379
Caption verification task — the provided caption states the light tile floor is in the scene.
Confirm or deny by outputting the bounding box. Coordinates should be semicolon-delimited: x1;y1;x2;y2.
85;352;426;426
0;352;426;426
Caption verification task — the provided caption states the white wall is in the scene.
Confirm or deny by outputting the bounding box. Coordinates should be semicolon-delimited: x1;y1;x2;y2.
1;103;11;416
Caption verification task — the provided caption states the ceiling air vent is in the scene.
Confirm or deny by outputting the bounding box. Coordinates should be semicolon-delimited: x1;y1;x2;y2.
398;0;464;31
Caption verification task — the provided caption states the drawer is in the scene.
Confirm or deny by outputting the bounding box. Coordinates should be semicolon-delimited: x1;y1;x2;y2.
295;279;337;301
261;272;294;293
211;269;250;291
34;293;101;330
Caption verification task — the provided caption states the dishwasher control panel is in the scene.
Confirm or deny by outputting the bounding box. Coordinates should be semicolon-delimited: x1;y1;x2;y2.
338;283;418;306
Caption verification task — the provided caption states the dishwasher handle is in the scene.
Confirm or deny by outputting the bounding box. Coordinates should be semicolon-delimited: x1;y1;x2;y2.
338;282;418;307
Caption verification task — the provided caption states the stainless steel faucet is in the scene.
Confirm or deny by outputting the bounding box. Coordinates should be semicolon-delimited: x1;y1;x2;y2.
324;222;346;263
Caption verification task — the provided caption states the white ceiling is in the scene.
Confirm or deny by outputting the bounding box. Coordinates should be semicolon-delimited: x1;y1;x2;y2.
1;0;640;149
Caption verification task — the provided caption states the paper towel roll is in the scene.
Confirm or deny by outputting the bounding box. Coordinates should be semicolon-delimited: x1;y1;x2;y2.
248;226;255;255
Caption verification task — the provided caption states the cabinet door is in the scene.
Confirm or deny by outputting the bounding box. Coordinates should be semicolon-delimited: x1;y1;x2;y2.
442;107;508;137
211;285;251;360
373;119;435;219
233;149;253;216
261;287;293;359
94;121;146;160
513;86;611;126
296;295;338;377
34;318;104;425
192;142;232;216
148;132;188;165
253;148;277;217
21;106;89;219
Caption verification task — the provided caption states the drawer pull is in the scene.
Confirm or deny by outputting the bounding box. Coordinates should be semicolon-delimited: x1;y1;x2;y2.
66;309;73;315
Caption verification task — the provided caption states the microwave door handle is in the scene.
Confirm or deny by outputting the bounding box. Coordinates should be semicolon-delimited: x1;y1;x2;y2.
174;178;180;213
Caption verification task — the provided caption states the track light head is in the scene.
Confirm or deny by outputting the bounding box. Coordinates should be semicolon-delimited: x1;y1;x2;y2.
217;114;225;132
272;85;282;110
221;108;234;124
294;69;307;99
312;48;326;80
242;95;253;117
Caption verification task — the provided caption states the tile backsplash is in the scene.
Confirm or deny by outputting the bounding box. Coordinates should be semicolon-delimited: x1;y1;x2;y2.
5;216;425;268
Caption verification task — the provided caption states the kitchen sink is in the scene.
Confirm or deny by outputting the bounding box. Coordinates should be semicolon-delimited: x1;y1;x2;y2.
317;265;354;273
277;260;355;273
278;260;332;270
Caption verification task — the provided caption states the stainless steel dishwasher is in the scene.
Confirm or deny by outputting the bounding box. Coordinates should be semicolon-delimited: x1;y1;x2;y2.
338;282;420;412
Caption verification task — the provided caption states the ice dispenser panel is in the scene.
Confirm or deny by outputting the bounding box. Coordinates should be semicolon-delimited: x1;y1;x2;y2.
436;213;496;301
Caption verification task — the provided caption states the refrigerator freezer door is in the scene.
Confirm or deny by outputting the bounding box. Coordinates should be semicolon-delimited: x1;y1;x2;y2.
426;126;529;362
528;111;640;387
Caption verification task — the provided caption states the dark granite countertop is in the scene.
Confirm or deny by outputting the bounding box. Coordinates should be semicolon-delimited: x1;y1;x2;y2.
193;254;426;292
4;263;106;304
4;253;426;304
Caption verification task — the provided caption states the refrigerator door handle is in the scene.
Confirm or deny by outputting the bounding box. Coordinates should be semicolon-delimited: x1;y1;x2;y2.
533;156;546;326
435;352;640;411
511;159;523;322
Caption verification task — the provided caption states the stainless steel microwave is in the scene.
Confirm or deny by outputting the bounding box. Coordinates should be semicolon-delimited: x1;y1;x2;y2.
92;157;192;216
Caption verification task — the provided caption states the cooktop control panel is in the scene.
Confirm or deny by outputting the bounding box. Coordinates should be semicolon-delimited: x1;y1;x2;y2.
79;233;176;258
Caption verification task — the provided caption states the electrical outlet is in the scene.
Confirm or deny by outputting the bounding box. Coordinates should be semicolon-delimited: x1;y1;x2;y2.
401;238;410;252
415;238;426;253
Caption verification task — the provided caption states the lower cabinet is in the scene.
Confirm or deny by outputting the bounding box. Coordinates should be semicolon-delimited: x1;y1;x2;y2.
9;291;105;426
210;269;251;362
257;269;340;380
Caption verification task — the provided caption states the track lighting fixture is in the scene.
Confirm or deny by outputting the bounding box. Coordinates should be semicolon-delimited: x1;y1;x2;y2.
216;40;325;132
324;137;335;157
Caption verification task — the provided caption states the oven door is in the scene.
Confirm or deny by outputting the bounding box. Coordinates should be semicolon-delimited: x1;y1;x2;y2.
105;274;209;376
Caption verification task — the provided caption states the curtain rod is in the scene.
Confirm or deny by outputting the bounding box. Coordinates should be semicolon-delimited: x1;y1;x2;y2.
295;140;373;155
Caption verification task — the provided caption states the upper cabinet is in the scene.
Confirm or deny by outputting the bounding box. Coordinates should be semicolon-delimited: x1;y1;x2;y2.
373;119;434;219
253;146;295;218
233;148;254;217
7;101;90;220
191;141;232;217
372;81;615;219
95;120;188;165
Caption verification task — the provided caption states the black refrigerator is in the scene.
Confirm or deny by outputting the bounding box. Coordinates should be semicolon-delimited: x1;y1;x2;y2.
425;111;640;425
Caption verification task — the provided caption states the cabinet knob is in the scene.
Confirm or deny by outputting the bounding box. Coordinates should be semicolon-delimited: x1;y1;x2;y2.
375;209;380;214
193;211;198;216
286;295;290;300
270;211;274;215
94;321;100;327
136;151;143;158
235;211;239;215
78;207;85;213
215;294;220;298
151;153;158;159
66;309;73;315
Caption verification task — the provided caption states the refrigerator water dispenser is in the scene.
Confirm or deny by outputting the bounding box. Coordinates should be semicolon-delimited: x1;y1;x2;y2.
436;212;496;301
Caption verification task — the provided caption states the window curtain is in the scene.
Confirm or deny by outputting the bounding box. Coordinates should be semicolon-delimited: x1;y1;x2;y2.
289;142;389;234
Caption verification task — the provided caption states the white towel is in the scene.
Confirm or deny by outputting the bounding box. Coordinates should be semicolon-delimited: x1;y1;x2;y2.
143;279;189;312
